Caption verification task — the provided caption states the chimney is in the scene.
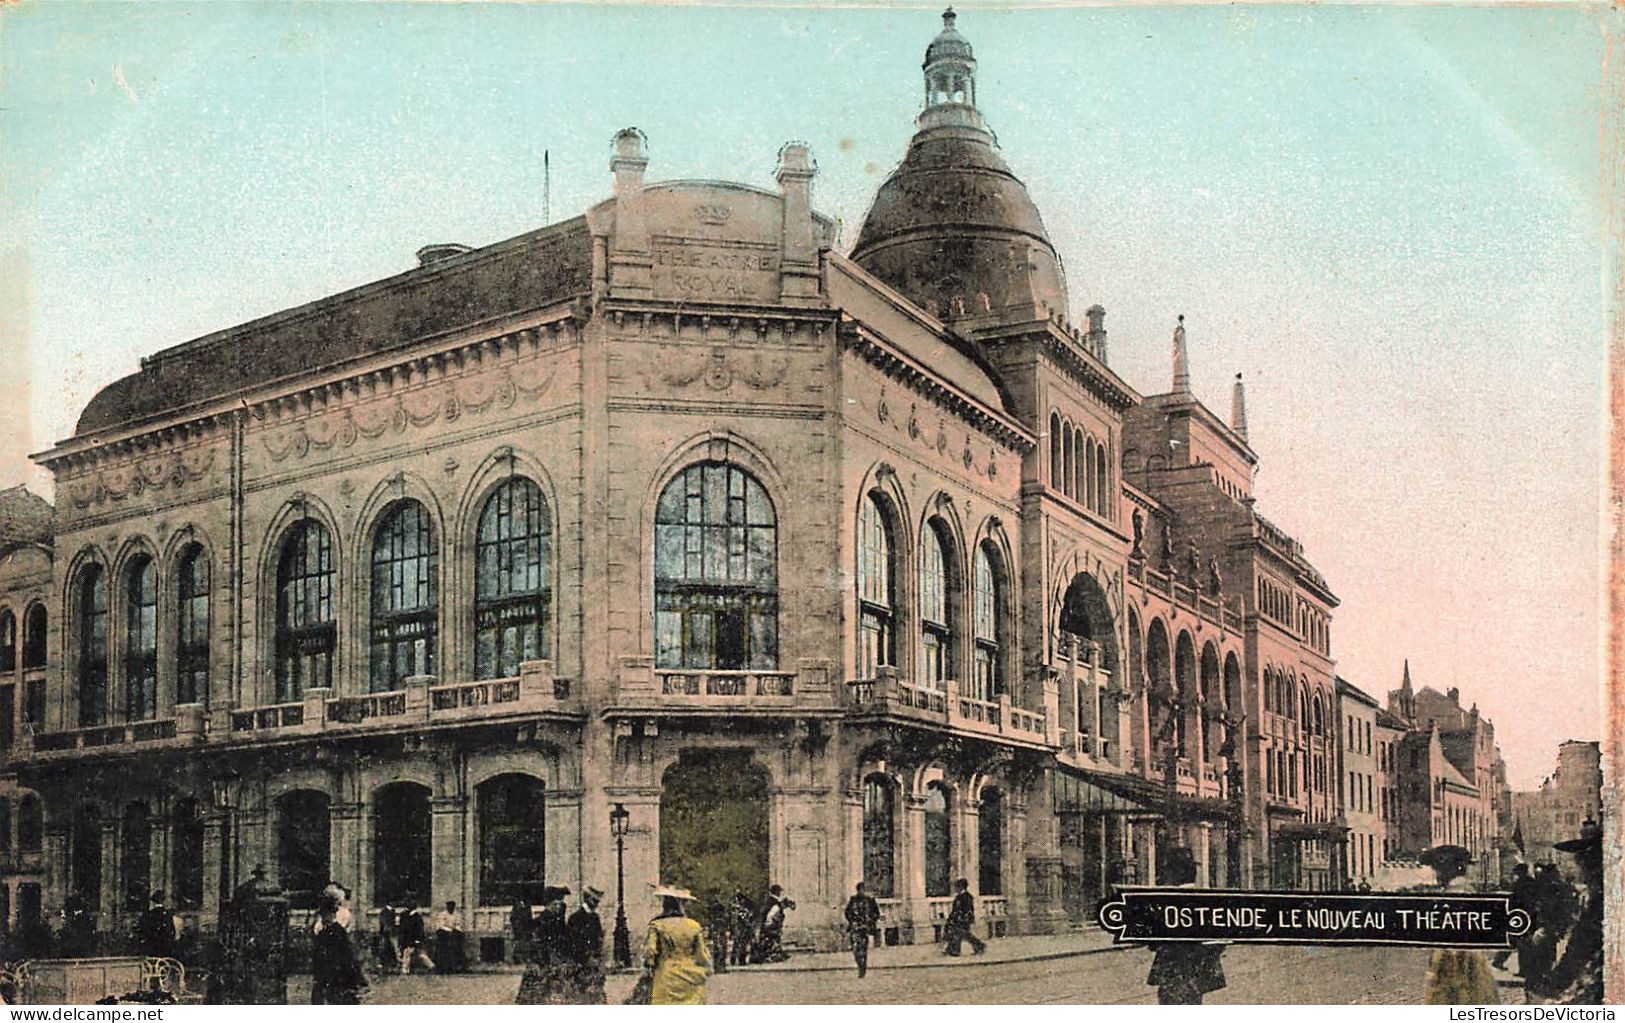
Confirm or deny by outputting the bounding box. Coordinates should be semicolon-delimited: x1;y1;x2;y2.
1086;304;1108;363
608;128;652;297
1231;372;1249;440
1172;315;1190;395
777;142;820;300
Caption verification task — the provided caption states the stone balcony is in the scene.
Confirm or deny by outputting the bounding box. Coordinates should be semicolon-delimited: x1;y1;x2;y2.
226;661;578;742
16;662;578;762
609;656;836;717
844;668;1056;750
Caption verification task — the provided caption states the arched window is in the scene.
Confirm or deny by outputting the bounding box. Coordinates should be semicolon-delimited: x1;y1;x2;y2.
1300;683;1311;728
654;461;778;670
176;546;209;705
125;557;157;721
22;603;46;669
1062;427;1074;499
121;802;151;910
370;500;437;690
971;543;1003;700
1084;438;1096;511
373;783;431;907
1097;439;1109;516
857;493;896;678
919;521;956;689
923;781;952;897
1073;428;1085;503
275;520;335;701
17;794;42;854
77;565;108;727
474;479;551;680
0;609;14;672
979;787;1003;895
862;774;896;898
276;790;330;909
1313;694;1324;736
477;774;546;906
1049;414;1063;491
171;798;204;910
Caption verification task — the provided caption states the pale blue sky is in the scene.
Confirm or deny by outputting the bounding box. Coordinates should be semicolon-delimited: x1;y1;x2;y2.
0;2;1610;788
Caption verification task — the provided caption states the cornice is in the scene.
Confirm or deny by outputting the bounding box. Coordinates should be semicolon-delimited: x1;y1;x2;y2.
978;322;1140;413
838;319;1034;453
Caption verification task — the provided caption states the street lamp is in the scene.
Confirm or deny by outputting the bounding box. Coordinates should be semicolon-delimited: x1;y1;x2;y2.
610;802;632;969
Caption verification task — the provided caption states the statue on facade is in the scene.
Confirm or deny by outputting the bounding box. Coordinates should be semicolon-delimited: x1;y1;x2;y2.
1159;520;1174;571
1131;510;1144;558
1184;540;1201;586
1207;555;1223;596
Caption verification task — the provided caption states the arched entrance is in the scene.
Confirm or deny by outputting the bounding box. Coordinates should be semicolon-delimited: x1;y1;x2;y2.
1058;572;1120;751
659;750;769;914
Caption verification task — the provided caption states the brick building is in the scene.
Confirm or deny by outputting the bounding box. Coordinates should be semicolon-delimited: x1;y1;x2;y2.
1336;678;1381;885
0;11;1380;956
1511;740;1602;879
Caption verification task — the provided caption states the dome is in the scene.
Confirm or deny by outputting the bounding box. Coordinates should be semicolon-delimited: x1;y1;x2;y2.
850;11;1068;325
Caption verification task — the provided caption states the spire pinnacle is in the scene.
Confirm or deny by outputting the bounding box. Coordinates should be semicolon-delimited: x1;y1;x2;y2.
1172;314;1191;394
1230;372;1248;440
1402;659;1413;693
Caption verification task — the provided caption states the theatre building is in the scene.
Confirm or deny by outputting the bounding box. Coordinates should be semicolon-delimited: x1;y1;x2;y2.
0;11;1339;956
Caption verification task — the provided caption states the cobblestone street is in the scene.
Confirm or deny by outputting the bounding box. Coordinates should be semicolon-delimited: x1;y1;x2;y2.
290;936;1456;1005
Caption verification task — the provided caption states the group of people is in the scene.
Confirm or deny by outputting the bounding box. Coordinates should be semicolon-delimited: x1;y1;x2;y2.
701;884;796;970
512;885;608;1004
375;899;466;975
1489;820;1604;1004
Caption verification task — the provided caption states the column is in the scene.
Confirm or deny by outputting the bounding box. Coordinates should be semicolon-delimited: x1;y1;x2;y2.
329;802;365;903
900;793;928;943
98;819;117;933
1195;823;1212;887
200;811;228;931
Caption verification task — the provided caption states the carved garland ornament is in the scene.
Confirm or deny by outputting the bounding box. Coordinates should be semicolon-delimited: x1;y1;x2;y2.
69;447;217;510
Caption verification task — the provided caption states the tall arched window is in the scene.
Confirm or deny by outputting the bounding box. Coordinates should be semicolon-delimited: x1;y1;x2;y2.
862;774;896;898
176;546;209;705
1049;413;1062;491
653;461;778;670
171;798;204;910
1096;439;1109;516
1084;438;1097;511
919;522;955;689
275;520;335;702
0;609;15;673
923;782;952;897
478;774;546;906
276;790;330;909
77;565;108;727
370;501;437;690
373;783;431;907
857;493;896;678
125;557;157;721
22;603;46;669
1072;428;1085;503
979;787;1003;895
474;479;551;680
1062;427;1074;499
971;543;1003;700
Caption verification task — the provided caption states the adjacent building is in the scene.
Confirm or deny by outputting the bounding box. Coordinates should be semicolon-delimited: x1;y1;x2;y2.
1336;678;1381;886
1511;741;1602;878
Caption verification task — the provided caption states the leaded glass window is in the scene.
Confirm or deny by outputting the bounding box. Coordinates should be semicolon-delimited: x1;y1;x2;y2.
857;494;895;678
370;501;437;690
77;565;107;727
971;544;1001;701
126;557;157;721
653;462;777;670
275;520;335;701
919;522;953;688
176;546;209;705
475;479;550;680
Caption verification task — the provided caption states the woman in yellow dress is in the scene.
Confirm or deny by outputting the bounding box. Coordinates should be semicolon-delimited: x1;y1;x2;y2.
644;886;712;1005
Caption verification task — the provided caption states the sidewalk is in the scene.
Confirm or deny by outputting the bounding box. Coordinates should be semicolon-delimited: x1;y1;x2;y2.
725;927;1126;974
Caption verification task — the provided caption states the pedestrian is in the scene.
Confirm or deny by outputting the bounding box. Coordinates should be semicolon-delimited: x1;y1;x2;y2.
322;881;354;931
730;889;756;968
753;885;791;963
310;892;368;1005
643;885;712;1005
1492;864;1535;971
431;900;465;973
376;904;399;972
844;881;882;978
397;903;434;975
1144;848;1226;1004
1529;820;1603;1004
515;885;571;1004
704;897;730;973
136;890;177;959
1425;949;1500;1004
564;887;607;1004
509;894;534;965
942;878;986;956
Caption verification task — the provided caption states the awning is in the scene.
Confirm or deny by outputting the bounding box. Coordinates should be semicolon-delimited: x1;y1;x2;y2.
1051;765;1235;823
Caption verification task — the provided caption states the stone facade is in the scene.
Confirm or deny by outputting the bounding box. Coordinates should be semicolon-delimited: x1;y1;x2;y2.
1511;740;1602;879
1336;678;1382;885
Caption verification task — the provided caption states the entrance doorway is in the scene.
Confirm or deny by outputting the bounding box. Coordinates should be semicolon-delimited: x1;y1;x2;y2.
659;750;769;921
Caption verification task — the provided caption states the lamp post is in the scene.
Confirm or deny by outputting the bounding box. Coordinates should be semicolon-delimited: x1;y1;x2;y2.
610;802;632;968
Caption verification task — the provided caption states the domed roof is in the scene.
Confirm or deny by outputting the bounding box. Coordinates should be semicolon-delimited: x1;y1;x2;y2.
850;13;1067;325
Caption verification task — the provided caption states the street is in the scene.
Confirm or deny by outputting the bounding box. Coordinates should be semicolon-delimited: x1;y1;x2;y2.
288;940;1448;1005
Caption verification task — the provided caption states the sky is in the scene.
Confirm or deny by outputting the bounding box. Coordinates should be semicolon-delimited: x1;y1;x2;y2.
0;1;1611;789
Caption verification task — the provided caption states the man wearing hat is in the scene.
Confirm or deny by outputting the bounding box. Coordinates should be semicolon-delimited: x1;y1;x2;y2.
564;887;607;1003
1530;819;1603;1004
136;890;178;959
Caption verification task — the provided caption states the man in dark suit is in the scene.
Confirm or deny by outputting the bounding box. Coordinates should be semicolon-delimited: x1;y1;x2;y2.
844;882;882;977
564;887;606;1004
943;878;985;956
